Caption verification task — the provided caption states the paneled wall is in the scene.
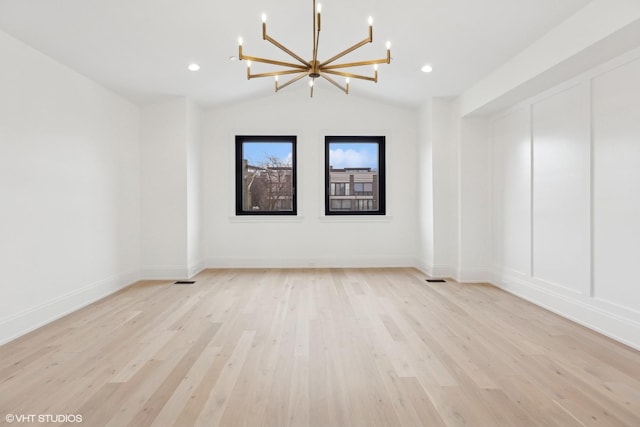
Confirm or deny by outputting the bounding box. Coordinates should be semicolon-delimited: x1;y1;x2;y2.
490;49;640;349
531;85;591;294
592;57;640;313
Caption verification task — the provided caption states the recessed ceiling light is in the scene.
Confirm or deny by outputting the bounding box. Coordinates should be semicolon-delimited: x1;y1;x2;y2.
421;64;433;73
188;63;200;71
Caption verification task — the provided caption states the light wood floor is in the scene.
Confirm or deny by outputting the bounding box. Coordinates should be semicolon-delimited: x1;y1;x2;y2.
1;268;638;426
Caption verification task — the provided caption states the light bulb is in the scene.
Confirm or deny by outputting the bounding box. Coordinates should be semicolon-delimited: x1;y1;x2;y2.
368;16;373;26
247;60;251;68
309;79;314;87
317;3;322;13
421;64;433;73
275;75;279;81
374;64;378;71
261;13;267;23
345;77;350;84
386;41;391;50
238;37;243;46
188;63;200;71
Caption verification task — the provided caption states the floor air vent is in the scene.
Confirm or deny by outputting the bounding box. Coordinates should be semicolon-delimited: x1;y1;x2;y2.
174;281;196;285
426;279;446;283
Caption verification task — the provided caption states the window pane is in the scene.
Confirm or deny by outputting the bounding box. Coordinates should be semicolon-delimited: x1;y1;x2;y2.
236;136;296;215
325;136;385;215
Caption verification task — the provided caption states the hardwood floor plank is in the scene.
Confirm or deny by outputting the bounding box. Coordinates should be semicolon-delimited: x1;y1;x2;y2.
193;330;256;427
149;341;222;426
308;318;333;427
126;322;222;426
372;351;445;427
286;356;310;427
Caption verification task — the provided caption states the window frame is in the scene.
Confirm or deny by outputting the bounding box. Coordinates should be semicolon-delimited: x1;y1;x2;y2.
235;135;297;216
324;135;386;216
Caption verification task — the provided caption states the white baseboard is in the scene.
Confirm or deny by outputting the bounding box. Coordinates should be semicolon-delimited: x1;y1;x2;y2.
415;263;457;279
188;261;206;279
0;270;139;346
490;267;640;351
140;266;191;280
205;255;416;269
456;268;491;283
414;263;431;277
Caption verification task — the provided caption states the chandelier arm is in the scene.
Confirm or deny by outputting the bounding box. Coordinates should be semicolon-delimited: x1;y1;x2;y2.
313;0;321;64
319;37;372;68
313;0;317;60
314;28;321;65
320;74;348;94
322;69;377;82
321;57;390;70
275;72;309;92
240;54;308;70
263;34;311;67
249;69;310;79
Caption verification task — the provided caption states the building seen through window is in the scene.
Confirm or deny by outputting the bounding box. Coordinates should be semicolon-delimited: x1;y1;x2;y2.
328;167;379;211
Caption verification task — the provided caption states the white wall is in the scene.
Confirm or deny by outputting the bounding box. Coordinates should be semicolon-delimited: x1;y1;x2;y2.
488;48;640;349
458;118;491;282
0;31;140;345
203;88;419;268
187;101;204;277
491;107;532;276
140;98;204;279
417;97;463;278
430;99;460;278
417;101;434;272
420;100;492;282
140;99;188;278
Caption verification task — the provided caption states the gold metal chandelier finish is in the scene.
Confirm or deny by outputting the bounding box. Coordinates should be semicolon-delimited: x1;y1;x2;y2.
238;0;391;96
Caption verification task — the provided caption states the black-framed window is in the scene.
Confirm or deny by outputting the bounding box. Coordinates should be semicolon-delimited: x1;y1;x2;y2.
235;135;297;215
325;136;385;215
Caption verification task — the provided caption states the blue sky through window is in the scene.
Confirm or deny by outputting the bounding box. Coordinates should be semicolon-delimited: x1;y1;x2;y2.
242;142;292;166
329;142;378;170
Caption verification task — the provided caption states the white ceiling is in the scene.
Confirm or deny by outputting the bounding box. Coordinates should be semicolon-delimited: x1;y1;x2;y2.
0;0;592;109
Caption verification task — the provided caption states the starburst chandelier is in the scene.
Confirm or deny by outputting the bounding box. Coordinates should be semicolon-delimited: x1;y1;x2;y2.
238;0;391;97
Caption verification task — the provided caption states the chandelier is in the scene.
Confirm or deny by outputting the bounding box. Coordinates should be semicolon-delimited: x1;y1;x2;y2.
238;0;391;97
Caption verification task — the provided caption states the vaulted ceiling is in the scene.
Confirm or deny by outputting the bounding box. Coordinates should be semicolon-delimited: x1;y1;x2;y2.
0;0;592;108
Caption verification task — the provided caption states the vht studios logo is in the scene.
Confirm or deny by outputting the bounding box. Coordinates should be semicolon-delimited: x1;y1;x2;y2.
5;414;83;423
